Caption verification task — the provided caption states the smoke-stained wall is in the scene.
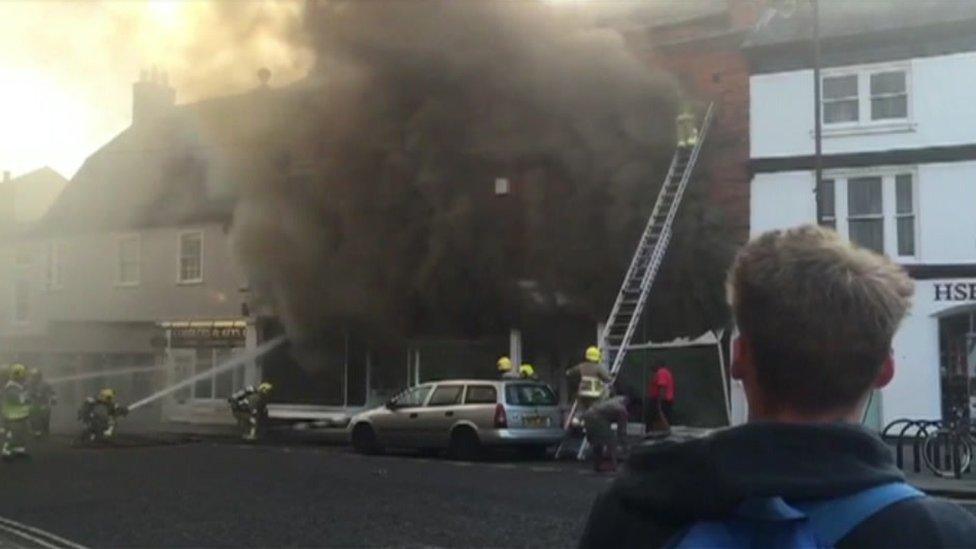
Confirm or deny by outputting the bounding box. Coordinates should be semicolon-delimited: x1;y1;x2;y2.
232;1;693;351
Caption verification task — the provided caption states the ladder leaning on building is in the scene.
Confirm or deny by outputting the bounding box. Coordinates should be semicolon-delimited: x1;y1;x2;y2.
557;103;715;460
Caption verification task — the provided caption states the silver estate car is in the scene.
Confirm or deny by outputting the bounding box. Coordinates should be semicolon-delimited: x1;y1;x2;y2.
349;379;565;459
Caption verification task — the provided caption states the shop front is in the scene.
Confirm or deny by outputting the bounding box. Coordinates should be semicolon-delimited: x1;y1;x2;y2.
161;320;257;424
885;278;976;427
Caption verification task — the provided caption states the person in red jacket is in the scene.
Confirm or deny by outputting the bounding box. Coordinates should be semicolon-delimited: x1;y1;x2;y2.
646;364;674;429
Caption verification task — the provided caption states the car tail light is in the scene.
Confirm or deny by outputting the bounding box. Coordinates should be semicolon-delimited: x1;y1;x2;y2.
493;403;507;428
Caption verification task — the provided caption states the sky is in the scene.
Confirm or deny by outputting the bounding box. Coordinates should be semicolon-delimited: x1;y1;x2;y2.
0;1;312;180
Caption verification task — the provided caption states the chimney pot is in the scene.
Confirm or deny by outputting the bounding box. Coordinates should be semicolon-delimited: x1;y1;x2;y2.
132;67;176;125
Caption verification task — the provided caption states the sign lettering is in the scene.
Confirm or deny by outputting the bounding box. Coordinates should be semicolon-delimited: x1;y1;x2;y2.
170;326;246;348
934;282;976;302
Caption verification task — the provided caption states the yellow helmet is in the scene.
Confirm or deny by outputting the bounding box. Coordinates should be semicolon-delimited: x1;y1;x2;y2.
585;346;601;363
98;388;116;402
258;382;273;394
9;364;27;381
497;356;513;372
519;364;535;378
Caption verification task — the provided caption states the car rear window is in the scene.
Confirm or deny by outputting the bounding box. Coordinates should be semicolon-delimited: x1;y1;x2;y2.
464;385;497;404
505;383;557;406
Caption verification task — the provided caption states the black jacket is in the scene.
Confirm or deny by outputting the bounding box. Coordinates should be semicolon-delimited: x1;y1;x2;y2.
580;422;976;548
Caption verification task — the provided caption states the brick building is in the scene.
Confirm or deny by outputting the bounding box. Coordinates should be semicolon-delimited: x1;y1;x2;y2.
605;0;768;240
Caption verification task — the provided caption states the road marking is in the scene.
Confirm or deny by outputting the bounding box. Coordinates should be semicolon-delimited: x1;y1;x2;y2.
490;463;517;469
0;515;87;549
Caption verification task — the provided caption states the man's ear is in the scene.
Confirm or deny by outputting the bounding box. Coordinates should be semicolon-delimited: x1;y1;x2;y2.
731;336;751;381
874;354;895;389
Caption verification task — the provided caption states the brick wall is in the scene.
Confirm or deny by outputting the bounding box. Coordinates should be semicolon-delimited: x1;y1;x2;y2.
630;1;766;242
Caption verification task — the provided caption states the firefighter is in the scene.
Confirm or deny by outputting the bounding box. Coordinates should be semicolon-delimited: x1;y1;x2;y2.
582;394;629;472
2;364;31;459
28;368;55;437
0;364;10;438
78;388;128;443
497;356;519;379
228;382;272;441
518;363;537;380
676;103;699;148
566;346;612;412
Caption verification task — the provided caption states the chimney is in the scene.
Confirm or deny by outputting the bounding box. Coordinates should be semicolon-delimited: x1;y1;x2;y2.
132;66;176;125
0;171;12;231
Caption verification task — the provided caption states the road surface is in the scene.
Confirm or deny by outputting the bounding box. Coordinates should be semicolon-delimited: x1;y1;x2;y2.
0;436;606;547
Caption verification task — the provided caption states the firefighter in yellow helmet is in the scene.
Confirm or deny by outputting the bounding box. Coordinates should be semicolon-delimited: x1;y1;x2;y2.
497;356;519;379
28;368;56;437
228;382;272;441
566;346;612;411
78;388;128;443
2;364;31;459
676;102;699;148
519;364;537;380
0;365;10;438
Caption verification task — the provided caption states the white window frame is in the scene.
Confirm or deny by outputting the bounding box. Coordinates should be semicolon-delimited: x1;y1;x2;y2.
115;233;141;287
821;167;920;261
893;174;917;258
12;277;29;324
820;61;913;135
47;240;65;291
177;230;204;285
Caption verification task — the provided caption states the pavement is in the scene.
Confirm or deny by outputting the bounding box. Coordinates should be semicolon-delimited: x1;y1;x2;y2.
0;434;608;548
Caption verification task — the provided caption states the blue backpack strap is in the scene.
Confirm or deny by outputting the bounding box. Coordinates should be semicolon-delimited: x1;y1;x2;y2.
796;482;925;546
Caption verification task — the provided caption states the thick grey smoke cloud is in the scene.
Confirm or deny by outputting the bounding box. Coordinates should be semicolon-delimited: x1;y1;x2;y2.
231;1;692;348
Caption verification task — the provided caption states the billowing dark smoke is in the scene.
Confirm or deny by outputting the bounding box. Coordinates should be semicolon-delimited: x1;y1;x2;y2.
231;0;714;349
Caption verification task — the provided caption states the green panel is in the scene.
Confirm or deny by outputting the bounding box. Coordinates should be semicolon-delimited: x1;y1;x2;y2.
615;345;729;428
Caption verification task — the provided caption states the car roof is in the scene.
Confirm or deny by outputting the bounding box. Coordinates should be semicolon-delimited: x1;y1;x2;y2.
420;379;546;385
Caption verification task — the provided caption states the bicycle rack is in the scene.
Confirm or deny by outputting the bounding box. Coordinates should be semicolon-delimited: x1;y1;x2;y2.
882;418;974;479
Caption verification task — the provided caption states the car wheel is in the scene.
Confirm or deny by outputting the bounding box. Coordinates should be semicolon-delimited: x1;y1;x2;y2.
518;444;550;461
448;427;481;461
351;423;380;455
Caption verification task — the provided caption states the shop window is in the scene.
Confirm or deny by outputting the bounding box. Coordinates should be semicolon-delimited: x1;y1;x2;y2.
193;348;214;399
189;347;245;401
939;310;976;421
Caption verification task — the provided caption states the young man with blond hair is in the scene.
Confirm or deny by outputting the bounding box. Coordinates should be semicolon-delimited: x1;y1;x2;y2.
581;225;976;548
